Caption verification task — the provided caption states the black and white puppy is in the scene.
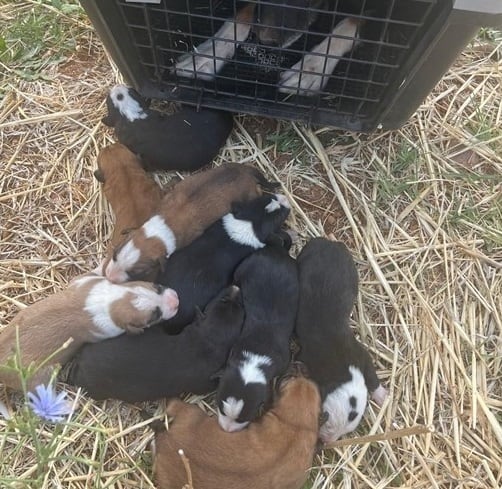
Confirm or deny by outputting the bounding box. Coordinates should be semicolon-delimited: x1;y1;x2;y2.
295;238;387;444
66;285;244;402
215;238;299;432
102;85;233;171
157;193;291;334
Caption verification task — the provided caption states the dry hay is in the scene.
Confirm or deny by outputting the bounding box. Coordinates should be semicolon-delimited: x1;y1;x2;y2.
0;3;501;488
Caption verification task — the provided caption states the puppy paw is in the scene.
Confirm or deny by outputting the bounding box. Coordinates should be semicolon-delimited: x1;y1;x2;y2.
173;40;227;81
371;384;388;407
279;17;360;96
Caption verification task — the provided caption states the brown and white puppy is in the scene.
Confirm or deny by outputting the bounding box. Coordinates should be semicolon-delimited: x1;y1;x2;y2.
105;163;277;283
153;366;321;489
0;268;178;391
95;143;163;250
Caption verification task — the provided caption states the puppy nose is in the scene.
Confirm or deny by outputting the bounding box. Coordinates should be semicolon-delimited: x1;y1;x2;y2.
161;288;179;316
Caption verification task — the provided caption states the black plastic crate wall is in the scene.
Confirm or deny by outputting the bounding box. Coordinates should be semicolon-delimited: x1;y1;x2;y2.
112;0;444;129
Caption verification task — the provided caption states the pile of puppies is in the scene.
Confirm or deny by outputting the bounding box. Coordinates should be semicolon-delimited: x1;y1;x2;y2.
0;86;387;489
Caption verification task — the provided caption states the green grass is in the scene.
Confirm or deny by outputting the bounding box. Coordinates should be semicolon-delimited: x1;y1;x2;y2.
0;0;86;81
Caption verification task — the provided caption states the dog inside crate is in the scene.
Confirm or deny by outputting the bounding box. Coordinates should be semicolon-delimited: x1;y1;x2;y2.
118;0;438;117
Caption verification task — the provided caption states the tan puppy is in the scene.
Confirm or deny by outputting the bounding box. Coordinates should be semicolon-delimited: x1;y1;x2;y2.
0;267;178;390
105;163;276;283
95;143;163;249
153;365;321;489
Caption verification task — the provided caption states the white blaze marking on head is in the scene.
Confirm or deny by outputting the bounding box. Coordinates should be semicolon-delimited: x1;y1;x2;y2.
110;85;148;122
143;215;177;256
274;193;291;209
108;240;141;282
84;280;129;340
131;286;178;320
222;214;265;249
319;365;368;444
218;397;249;432
239;351;272;385
264;198;281;213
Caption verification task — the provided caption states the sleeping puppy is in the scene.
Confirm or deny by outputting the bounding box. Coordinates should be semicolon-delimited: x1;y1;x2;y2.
94;143;163;250
102;86;234;172
215;237;299;432
153;364;321;489
66;286;244;402
0;267;178;391
174;0;360;95
157;193;291;334
295;237;387;444
104;162;277;283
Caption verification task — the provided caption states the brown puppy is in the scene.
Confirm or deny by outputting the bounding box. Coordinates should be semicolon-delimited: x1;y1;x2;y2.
153;366;321;489
105;163;276;283
95;143;163;249
0;266;178;391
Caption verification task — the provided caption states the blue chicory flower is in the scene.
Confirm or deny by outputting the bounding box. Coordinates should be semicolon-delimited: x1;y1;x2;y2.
27;384;73;423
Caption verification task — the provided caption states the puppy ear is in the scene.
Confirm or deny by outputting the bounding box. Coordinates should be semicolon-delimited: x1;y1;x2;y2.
209;368;225;381
194;306;206;321
94;169;105;183
101;115;114;127
231;201;243;218
157;255;167;275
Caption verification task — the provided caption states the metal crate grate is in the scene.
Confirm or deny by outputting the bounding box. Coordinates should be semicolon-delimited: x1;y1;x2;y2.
112;0;445;129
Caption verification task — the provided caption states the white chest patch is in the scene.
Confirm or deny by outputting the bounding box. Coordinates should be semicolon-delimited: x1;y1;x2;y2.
112;240;141;279
84;280;128;340
222;214;265;249
110;85;148;122
239;351;272;385
143;215;177;255
319;365;368;444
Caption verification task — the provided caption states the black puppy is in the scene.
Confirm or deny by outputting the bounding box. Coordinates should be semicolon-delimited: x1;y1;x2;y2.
294;238;387;444
215;237;299;432
157;193;291;334
102;85;233;171
66;286;244;402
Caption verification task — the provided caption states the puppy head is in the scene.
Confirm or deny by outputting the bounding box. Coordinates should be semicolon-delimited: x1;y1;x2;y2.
102;85;149;125
216;350;273;432
254;0;324;47
318;365;368;444
200;285;244;328
224;194;290;248
82;278;179;338
94;143;140;184
105;215;176;283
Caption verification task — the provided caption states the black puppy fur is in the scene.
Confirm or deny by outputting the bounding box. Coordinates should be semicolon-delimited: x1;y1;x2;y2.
102;85;233;172
294;238;386;442
156;194;290;334
215;238;299;432
66;286;244;402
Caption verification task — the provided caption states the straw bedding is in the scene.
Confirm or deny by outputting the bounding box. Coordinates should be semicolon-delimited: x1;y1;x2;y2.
0;3;500;488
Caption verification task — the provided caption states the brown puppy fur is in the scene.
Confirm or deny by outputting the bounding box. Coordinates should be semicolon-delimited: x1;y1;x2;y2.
95;143;163;249
105;163;275;282
0;268;178;390
153;368;321;489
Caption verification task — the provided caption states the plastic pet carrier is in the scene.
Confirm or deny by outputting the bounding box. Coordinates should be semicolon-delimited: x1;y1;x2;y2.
80;0;502;131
